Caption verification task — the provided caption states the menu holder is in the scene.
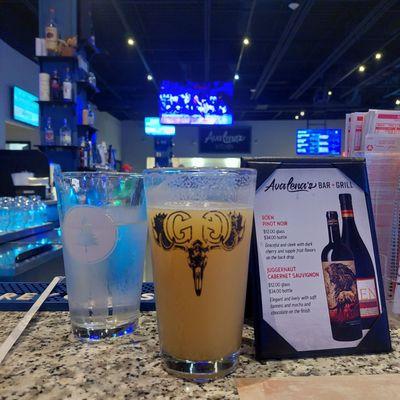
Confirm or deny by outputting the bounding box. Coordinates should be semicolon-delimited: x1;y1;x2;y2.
241;157;391;360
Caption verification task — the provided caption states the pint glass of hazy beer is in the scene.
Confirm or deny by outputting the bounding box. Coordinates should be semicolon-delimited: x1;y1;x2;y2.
143;168;256;381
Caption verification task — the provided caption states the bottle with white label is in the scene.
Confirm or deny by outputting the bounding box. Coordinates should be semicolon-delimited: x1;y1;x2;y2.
45;8;58;55
59;118;72;146
339;193;380;329
99;141;108;165
39;73;50;101
63;68;73;101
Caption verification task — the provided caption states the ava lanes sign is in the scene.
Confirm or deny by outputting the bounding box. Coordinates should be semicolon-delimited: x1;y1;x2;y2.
199;126;251;154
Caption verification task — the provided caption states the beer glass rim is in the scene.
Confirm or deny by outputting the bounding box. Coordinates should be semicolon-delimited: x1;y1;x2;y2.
60;171;143;179
143;167;256;176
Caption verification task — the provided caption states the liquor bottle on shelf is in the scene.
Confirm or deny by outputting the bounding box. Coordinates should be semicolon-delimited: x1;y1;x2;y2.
107;144;112;164
108;145;116;170
88;71;96;88
82;108;89;125
88;11;96;47
88;137;94;168
44;117;55;145
45;8;58;56
88;104;95;127
84;133;92;168
321;211;362;341
97;141;107;165
50;70;61;101
339;193;381;329
62;68;73;101
59;118;72;146
79;136;87;168
93;142;102;165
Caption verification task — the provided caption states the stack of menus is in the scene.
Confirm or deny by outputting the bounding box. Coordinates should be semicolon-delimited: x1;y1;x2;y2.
242;157;391;360
344;109;400;305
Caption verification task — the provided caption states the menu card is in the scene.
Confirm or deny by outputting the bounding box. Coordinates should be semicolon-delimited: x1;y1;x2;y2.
242;157;391;359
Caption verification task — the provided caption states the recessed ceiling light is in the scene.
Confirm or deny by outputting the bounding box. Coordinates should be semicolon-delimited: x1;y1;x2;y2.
288;2;300;11
243;37;250;46
328;90;333;96
375;52;382;60
234;73;240;80
250;88;256;93
295;115;299;120
395;99;400;106
147;74;153;81
127;37;135;46
358;65;366;73
300;111;305;117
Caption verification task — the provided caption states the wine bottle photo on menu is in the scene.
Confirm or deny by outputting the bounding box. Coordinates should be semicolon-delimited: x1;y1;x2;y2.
321;211;362;341
339;193;380;329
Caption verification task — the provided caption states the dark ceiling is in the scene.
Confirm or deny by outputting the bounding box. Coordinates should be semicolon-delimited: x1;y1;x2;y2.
2;0;400;121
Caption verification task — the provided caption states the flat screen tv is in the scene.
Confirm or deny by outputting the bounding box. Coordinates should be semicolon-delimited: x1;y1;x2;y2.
159;81;233;125
145;117;176;136
12;86;39;127
296;128;342;155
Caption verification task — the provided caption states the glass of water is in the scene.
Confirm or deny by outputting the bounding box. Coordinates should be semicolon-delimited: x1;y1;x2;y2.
12;197;27;231
55;172;147;340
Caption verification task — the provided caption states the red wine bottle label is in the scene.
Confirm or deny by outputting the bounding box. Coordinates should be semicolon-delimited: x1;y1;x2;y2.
45;130;54;142
357;278;380;318
322;261;361;324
